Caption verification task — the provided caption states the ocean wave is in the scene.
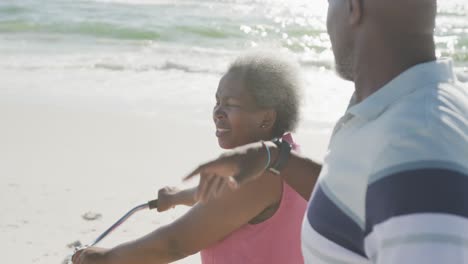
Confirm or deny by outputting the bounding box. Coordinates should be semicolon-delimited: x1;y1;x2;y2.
1;0;467;67
0;5;30;15
0;20;162;40
0;19;244;42
0;60;222;74
174;25;239;39
93;61;223;74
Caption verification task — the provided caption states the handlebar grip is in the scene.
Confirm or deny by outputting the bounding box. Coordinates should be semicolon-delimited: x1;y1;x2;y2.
148;199;159;210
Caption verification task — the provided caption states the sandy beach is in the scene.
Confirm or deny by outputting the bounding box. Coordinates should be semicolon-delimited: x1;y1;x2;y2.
0;98;331;264
0;99;214;264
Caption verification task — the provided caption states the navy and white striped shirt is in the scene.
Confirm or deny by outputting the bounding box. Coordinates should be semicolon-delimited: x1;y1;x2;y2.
302;60;468;264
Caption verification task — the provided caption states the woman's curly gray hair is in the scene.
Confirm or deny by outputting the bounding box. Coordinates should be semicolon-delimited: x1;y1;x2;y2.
227;51;302;137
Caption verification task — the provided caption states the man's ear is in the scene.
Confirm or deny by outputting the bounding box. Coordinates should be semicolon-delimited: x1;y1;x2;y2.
348;0;363;25
261;109;277;129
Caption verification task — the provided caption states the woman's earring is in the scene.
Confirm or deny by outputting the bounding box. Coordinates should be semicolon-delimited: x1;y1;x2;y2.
261;124;267;128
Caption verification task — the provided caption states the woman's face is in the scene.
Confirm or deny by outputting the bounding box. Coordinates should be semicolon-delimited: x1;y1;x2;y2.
213;72;274;149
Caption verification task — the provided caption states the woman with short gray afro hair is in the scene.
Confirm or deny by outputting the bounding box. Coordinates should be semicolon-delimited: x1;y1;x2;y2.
226;51;302;137
73;50;308;264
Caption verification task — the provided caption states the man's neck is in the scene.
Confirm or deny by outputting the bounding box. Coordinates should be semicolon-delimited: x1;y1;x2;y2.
352;33;436;103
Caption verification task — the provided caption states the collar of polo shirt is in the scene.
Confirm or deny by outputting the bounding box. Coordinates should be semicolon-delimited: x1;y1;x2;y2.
347;59;456;121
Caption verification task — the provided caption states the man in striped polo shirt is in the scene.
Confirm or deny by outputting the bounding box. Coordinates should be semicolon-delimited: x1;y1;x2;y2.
299;0;468;263
186;0;468;263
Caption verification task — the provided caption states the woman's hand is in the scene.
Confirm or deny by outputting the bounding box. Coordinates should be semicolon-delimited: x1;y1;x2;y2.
184;141;276;202
156;186;181;212
72;247;110;264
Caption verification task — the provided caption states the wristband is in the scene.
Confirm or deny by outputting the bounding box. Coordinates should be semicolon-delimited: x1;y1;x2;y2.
261;140;271;171
268;138;292;175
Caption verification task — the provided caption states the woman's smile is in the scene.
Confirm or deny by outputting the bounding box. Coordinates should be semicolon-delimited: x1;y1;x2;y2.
215;127;231;138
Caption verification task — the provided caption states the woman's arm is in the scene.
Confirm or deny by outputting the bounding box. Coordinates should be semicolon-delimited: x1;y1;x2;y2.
280;151;322;201
73;172;282;264
186;141;322;202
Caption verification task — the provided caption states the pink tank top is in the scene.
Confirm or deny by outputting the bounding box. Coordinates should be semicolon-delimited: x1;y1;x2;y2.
201;133;307;264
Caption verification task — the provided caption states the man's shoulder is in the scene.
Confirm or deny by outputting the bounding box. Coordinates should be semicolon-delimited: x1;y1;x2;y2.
369;79;467;177
380;77;466;139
